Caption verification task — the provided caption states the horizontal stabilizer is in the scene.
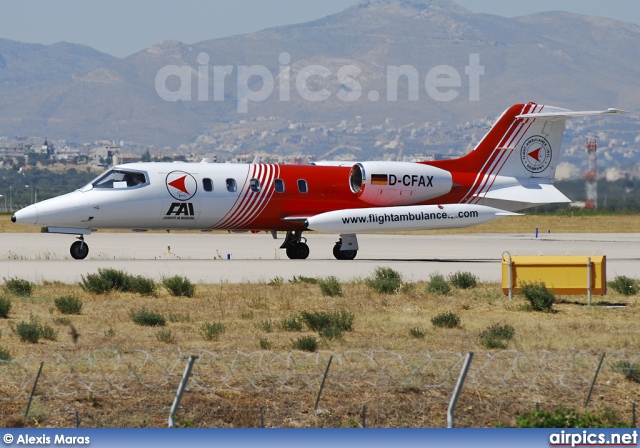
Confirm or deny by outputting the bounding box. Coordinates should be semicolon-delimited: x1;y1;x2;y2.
475;184;571;204
517;108;627;121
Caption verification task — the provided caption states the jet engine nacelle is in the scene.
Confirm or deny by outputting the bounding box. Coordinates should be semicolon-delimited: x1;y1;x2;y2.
349;162;453;206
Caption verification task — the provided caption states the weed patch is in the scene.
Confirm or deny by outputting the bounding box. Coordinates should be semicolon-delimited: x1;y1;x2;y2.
318;276;343;297
479;324;515;349
199;322;225;341
292;336;318;352
449;271;478;289
0;297;11;318
54;296;83;315
608;276;638;296
4;277;34;297
431;311;460;329
162;276;195;297
129;308;166;327
366;267;402;294
427;273;451;295
521;282;555;312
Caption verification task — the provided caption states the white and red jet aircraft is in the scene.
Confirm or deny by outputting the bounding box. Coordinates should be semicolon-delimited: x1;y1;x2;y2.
12;103;625;260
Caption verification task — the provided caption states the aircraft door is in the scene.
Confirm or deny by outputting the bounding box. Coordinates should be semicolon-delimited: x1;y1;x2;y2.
161;170;203;228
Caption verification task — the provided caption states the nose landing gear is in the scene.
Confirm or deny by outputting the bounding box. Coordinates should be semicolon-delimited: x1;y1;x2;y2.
70;235;89;260
280;230;310;260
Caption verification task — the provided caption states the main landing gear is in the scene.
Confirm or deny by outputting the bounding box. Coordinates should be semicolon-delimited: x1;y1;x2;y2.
280;231;359;260
333;239;357;260
70;235;89;260
280;230;310;260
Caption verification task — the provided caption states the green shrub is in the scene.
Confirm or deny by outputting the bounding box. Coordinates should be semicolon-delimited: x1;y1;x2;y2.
409;327;426;339
431;311;460;329
366;267;402;294
156;329;174;343
199;322;226;341
54;296;83;315
162;276;195;297
516;406;631;428
129;308;166;327
289;276;318;284
612;360;640;383
318;276;343;297
129;276;157;296
319;326;343;340
608;276;638;296
0;297;11;318
521;282;555;312
39;323;57;341
53;317;71;326
480;324;515;349
293;336;318;352
449;271;478;289
0;346;11;361
4;277;34;297
81;269;156;295
280;316;304;332
427;273;451;295
300;310;355;332
258;319;274;332
259;338;272;350
12;315;55;343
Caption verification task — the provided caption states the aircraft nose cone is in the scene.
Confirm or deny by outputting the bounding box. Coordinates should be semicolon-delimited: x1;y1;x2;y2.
12;204;38;226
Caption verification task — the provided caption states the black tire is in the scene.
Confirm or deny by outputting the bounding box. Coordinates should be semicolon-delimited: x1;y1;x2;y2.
291;242;310;260
285;245;295;259
70;241;89;260
333;243;356;260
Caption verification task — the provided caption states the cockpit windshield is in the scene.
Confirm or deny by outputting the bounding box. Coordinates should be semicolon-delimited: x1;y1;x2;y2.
89;169;148;190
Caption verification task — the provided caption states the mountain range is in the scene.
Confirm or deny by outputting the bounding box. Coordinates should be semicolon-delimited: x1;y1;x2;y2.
0;0;639;162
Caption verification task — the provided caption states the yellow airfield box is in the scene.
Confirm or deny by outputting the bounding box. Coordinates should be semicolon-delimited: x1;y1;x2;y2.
502;255;606;296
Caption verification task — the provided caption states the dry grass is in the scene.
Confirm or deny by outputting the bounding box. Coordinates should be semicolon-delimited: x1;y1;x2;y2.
0;275;639;428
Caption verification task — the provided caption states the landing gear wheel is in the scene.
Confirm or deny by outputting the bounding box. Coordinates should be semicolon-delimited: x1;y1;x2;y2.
70;240;89;260
286;242;310;260
333;243;357;260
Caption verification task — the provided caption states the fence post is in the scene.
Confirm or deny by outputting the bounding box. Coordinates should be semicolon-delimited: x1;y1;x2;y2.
75;411;80;428
168;355;197;428
25;361;44;418
585;352;605;407
314;355;333;411
361;405;367;429
447;352;473;428
503;252;513;300
587;257;592;306
260;408;265;428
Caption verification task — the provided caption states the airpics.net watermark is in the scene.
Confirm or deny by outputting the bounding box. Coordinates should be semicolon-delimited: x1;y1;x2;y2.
155;52;484;113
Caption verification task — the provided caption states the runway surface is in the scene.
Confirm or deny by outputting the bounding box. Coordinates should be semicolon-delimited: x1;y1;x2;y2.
0;232;638;284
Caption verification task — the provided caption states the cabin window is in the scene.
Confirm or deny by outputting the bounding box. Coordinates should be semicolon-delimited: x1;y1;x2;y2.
93;170;147;189
203;178;213;192
297;179;308;194
274;178;285;193
250;178;261;193
226;178;237;192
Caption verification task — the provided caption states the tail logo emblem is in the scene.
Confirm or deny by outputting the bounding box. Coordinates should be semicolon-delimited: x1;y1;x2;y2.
520;135;552;173
166;171;197;201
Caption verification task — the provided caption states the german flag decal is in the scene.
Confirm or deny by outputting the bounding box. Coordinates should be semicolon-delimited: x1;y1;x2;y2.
371;174;388;186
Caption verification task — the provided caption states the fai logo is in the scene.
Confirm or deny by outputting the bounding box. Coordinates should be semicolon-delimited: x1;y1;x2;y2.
166;171;197;201
520;135;552;173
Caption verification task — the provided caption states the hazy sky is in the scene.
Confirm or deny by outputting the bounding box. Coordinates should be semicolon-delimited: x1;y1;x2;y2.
0;0;639;58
